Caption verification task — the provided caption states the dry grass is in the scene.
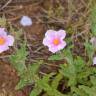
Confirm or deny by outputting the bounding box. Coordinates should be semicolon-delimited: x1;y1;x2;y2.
0;0;94;96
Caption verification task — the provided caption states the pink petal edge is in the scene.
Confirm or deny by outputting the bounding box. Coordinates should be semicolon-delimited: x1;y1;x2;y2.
6;35;14;46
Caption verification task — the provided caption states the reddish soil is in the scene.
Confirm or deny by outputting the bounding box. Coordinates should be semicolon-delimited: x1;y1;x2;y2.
0;0;90;96
0;2;41;96
0;1;49;96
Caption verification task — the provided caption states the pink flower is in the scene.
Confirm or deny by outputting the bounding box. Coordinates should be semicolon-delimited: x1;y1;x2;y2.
0;28;14;53
43;29;66;53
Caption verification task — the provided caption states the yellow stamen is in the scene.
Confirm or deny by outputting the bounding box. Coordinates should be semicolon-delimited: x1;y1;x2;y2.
0;37;5;45
53;38;60;45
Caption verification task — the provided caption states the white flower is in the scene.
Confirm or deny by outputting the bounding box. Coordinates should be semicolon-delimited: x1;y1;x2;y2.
90;37;96;47
93;57;96;65
20;16;32;26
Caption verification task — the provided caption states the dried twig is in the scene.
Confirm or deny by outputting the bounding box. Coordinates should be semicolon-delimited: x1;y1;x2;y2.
0;0;12;11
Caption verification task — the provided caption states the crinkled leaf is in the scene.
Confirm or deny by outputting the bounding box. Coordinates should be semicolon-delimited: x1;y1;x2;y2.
60;64;76;86
10;43;27;75
16;61;42;90
51;73;63;89
90;76;96;86
74;56;85;73
48;54;64;61
79;85;96;96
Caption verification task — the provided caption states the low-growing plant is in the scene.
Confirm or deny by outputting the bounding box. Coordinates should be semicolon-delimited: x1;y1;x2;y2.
9;40;96;96
8;1;96;96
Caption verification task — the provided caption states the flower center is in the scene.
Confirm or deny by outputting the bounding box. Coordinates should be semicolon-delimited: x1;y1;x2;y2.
0;37;5;45
53;38;60;45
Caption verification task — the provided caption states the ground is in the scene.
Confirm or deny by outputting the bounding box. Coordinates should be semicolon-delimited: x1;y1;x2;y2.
0;0;92;96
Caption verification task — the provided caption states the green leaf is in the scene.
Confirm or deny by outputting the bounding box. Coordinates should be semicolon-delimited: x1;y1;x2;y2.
77;67;93;80
60;64;76;86
0;17;6;27
10;43;27;75
90;4;96;36
9;24;23;41
51;73;63;89
30;86;42;96
74;56;85;73
30;73;55;96
30;73;67;96
72;87;88;96
15;61;42;90
90;76;96;86
15;79;28;90
42;73;55;83
84;41;94;61
79;85;96;96
63;49;73;64
48;54;64;61
37;78;66;96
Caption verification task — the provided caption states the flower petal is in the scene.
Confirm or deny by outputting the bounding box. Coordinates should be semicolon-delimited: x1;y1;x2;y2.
45;30;56;37
43;37;53;47
93;57;96;65
57;40;66;50
0;45;9;53
43;37;49;46
0;28;7;36
56;29;66;39
6;35;14;46
20;16;32;26
49;46;59;53
43;29;67;53
48;41;66;53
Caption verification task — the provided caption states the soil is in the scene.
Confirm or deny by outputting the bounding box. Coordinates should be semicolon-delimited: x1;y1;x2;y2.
0;0;90;96
0;1;49;96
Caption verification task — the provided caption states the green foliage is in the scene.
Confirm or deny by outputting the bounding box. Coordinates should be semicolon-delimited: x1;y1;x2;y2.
51;73;63;89
32;73;67;96
90;76;96;86
9;24;23;40
0;17;7;27
74;56;85;73
15;61;42;90
9;41;67;96
10;40;96;96
30;87;42;96
63;48;73;64
72;87;88;96
10;43;27;75
58;46;96;95
60;62;94;96
48;46;73;62
9;4;96;95
48;53;64;60
60;64;76;86
84;40;94;61
90;4;96;36
79;85;96;96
